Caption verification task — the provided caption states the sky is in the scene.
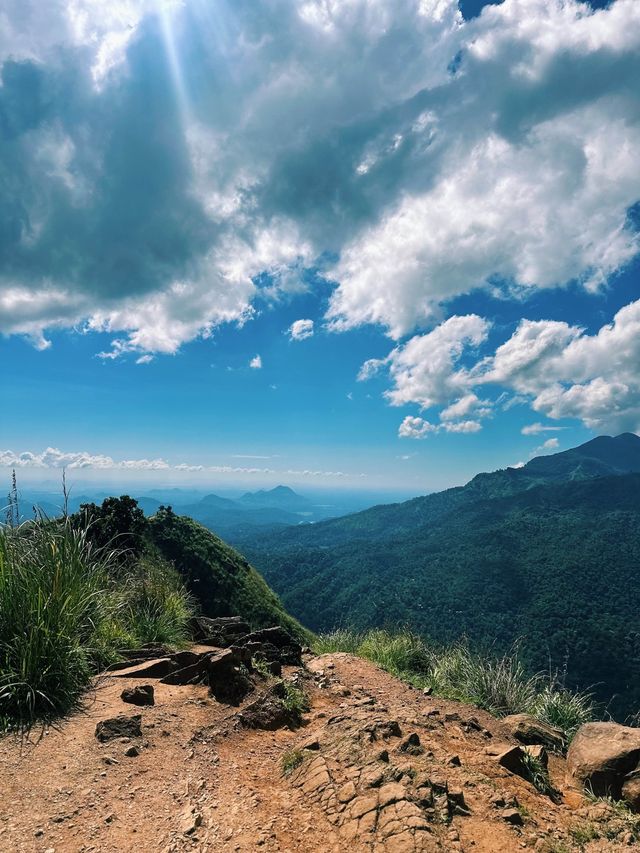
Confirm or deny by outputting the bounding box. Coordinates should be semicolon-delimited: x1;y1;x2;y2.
1;0;639;494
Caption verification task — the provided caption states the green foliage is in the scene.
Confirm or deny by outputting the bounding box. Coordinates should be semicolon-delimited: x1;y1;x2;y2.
281;748;305;776
149;506;309;641
281;681;310;719
0;516;115;726
315;628;592;742
73;496;148;565
0;502;193;729
520;750;558;800
531;685;593;741
239;470;640;718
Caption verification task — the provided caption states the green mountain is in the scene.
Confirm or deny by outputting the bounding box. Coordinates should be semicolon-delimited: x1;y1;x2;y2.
235;435;640;718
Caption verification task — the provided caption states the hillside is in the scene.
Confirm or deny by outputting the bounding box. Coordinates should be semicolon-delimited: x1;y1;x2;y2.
148;506;306;639
236;436;640;719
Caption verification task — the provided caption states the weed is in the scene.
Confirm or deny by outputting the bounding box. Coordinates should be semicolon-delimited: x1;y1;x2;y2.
281;748;305;776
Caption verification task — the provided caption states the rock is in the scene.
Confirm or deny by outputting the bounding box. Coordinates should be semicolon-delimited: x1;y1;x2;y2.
622;770;640;811
501;808;523;826
120;685;154;706
189;615;250;646
300;736;320;751
112;651;201;680
239;683;300;730
502;714;565;752
447;754;462;767
235;627;303;665
95;715;142;742
422;686;433;696
567;722;640;799
486;743;527;775
399;733;424;756
124;745;140;757
207;649;254;705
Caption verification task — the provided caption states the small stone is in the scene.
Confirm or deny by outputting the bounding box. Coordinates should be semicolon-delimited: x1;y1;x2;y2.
447;754;462;767
120;685;154;707
501;808;523;826
124;745;140;758
423;686;433;696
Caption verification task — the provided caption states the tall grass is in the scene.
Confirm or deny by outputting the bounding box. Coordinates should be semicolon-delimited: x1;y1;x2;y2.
0;512;193;729
315;628;593;743
0;516;114;724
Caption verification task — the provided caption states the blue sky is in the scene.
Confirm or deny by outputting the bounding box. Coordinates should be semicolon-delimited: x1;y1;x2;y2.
1;0;639;494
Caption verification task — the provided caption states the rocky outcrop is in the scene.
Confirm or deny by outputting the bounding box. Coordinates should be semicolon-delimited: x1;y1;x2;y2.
567;722;640;802
501;713;565;752
235;626;303;667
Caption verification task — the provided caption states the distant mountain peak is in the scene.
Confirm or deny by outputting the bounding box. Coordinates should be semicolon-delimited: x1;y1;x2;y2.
239;485;310;510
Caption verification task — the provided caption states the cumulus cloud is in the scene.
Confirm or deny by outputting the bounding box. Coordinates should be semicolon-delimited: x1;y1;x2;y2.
398;416;438;439
362;315;490;408
530;437;560;455
1;0;639;359
380;298;640;438
288;319;314;341
479;299;640;432
249;354;262;369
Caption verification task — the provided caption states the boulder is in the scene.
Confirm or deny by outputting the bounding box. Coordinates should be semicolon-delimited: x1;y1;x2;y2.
566;722;640;799
502;713;565;752
111;651;201;680
95;714;142;742
121;685;154;706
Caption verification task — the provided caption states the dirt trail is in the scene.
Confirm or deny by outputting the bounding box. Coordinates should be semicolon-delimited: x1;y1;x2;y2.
0;651;631;852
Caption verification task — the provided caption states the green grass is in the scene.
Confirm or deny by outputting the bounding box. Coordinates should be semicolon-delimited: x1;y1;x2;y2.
0;513;193;730
281;748;305;775
315;628;593;743
520;750;559;800
281;682;310;719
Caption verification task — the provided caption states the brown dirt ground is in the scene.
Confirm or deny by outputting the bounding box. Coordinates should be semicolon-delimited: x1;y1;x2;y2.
0;651;633;853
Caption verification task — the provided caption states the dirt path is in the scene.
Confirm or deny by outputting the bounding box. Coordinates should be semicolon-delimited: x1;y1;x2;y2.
0;652;632;852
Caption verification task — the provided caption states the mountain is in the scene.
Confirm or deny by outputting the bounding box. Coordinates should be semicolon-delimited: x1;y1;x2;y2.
237;434;640;718
238;485;312;512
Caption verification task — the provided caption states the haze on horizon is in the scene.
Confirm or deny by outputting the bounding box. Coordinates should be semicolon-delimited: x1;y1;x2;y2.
1;0;639;492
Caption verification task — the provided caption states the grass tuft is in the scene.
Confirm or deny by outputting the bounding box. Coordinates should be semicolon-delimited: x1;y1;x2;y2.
281;748;305;775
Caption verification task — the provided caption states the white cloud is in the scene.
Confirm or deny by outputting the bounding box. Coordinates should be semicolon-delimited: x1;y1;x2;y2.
0;447;170;470
521;422;564;435
1;0;639;358
0;447;366;479
530;437;560;456
249;354;262;369
479;299;640;432
288;319;314;341
398;416;438;439
366;315;490;409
